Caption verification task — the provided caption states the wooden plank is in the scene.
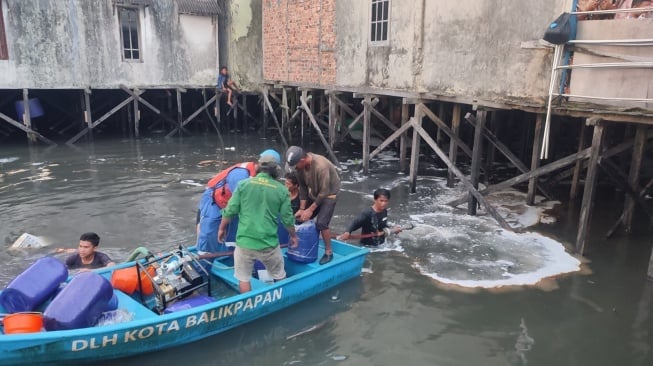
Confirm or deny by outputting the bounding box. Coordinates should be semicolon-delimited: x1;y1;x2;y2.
468;110;486;215
409;105;423;193
262;89;289;148
420;103;473;158
363;95;371;175
413;122;513;231
447;104;461;188
176;89;183;137
133;88;140;138
576;122;606;255
369;106;398;132
436;103;445;146
328;93;337;148
83;89;93;140
599;157;653;220
262;89;269;137
448;147;592;207
369;118;415;161
400;103;409;173
299;95;340;167
570;121;588;200
0;112;56;146
22;89;35;143
527;114;545;205
166;95;217;137
67;94;137;144
623;125;647;232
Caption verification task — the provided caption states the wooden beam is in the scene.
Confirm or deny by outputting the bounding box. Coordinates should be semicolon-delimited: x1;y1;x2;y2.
527;114;545;205
400;103;409;173
448;147;592;207
0;112;56;146
262;88;289;148
299;95;340;167
83;89;93;140
369;118;415;161
468;110;486;215
363;95;371;175
22;89;35;143
409;105;423;193
623;125;648;232
67;94;138;144
176;89;183;137
599;157;653;220
262;90;269;137
166;95;217;137
120;85;179;131
447;104;461;188
576;121;606;255
328;92;337;148
413;122;513;231
570;121;589;200
369;106;398;132
420;103;473;158
133;88;140;138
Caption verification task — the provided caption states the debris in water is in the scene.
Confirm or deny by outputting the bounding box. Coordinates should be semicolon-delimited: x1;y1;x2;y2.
286;320;328;340
514;318;534;365
330;290;340;302
10;233;50;249
329;354;348;361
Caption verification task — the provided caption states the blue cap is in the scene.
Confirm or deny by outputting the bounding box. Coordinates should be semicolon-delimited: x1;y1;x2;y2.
259;149;281;165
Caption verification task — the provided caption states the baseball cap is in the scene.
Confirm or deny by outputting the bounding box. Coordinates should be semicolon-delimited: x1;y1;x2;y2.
286;146;305;167
259;149;281;166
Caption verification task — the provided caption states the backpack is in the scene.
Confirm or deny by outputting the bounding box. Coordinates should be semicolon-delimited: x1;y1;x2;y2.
207;162;257;208
543;13;576;45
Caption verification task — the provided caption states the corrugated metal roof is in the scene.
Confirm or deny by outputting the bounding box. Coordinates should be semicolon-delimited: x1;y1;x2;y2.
176;0;223;16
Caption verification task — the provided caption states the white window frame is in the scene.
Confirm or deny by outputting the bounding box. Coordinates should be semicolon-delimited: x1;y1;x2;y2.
369;0;390;45
118;6;142;62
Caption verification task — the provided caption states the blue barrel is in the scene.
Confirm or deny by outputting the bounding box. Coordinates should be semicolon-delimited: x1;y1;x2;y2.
0;257;68;313
43;272;114;331
14;98;45;119
277;219;290;245
286;220;319;263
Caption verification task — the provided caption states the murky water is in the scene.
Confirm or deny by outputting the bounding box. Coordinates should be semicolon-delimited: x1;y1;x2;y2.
1;134;652;366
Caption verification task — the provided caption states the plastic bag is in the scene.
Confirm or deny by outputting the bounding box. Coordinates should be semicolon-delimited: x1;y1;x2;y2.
96;309;135;326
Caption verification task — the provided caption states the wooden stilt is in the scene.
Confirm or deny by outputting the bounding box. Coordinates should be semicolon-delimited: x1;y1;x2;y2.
400;103;409;173
468;110;486;215
22;89;36;143
328;92;337;148
576;120;605;255
83;89;93;141
298;95;340;167
262;89;289;148
165;94;217;137
67;93;140;144
484;111;497;186
648;247;653;280
527;114;545;206
447;104;461;187
436;103;445;146
570;121;588;200
409;104;423;193
133;88;140;138
362;95;372;175
623;125;647;233
0;111;56;146
176;89;183;137
262;89;269;137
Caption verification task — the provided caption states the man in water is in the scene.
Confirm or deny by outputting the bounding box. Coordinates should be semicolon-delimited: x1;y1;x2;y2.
337;188;402;246
218;150;298;293
64;232;115;269
216;66;239;106
286;146;340;265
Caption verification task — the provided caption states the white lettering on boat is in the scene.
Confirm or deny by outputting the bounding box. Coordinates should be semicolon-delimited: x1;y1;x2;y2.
70;288;283;351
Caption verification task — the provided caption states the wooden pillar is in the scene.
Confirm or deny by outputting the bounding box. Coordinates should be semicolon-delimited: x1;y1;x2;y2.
133;88;140;138
648;246;653;280
83;89;93;141
400;103;409;173
576;120;605;255
484;111;498;186
570;121;588;200
328;92;337;148
262;89;269;137
362;95;372;175
409;104;423;193
22;88;36;143
447;104;461;188
468;110;486;215
527;114;545;205
624;124;648;232
176;89;183;137
436;103;445;146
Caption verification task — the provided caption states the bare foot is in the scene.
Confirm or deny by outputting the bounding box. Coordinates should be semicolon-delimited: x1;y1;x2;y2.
227;100;233;106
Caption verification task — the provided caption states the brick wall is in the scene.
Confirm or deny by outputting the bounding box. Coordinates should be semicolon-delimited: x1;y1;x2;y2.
262;0;336;85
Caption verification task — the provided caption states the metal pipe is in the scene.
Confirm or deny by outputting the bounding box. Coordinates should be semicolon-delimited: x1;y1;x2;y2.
571;7;653;16
553;93;653;103
568;39;653;46
555;61;653;70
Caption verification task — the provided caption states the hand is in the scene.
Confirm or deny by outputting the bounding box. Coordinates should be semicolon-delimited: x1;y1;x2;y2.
297;208;314;222
337;232;350;240
218;227;226;243
393;226;402;234
290;235;299;248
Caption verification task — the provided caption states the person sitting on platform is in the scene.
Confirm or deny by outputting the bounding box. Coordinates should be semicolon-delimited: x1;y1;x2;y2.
63;232;115;270
337;188;402;246
216;66;239;106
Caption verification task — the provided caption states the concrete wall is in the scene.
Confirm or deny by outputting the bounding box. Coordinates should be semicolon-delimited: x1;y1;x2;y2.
262;0;571;106
0;0;218;89
219;0;262;90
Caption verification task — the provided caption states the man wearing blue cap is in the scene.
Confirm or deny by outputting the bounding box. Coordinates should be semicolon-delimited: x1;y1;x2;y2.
196;150;281;255
219;149;298;293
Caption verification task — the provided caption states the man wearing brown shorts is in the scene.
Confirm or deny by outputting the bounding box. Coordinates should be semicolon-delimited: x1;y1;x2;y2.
285;146;340;265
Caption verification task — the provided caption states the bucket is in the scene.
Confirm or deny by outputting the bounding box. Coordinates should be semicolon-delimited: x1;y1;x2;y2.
111;266;155;295
286;220;319;263
2;312;43;334
14;98;45;119
0;257;68;313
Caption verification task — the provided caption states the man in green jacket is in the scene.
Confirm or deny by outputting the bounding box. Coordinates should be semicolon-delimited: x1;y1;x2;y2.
218;149;298;293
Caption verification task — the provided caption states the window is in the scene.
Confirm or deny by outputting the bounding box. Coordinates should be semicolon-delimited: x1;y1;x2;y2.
119;7;141;61
0;1;8;60
370;0;389;43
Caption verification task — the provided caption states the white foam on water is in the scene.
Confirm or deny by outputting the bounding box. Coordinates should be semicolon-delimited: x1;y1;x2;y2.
367;238;404;253
0;157;19;163
180;180;203;187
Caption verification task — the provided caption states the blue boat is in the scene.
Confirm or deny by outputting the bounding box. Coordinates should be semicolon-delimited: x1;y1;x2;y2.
0;240;368;365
